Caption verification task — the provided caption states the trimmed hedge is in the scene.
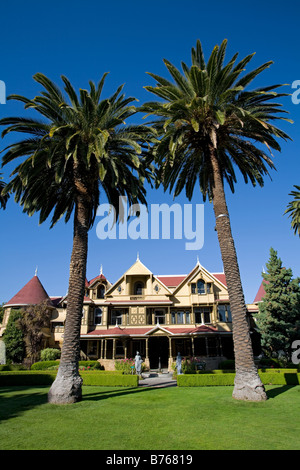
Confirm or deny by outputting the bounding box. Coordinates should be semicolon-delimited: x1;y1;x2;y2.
177;371;300;387
0;371;56;386
31;361;60;370
0;370;138;387
80;371;138;387
0;364;27;371
31;360;103;370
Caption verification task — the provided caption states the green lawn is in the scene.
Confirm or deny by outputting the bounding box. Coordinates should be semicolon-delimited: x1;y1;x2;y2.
0;385;300;450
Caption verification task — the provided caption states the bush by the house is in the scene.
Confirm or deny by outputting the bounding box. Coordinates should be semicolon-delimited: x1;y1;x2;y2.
115;358;147;374
31;360;103;370
40;348;61;361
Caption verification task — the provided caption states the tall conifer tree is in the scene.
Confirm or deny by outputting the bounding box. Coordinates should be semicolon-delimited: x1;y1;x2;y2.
256;248;300;360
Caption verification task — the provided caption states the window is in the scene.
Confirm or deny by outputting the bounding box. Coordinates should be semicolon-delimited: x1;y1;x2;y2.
154;310;165;324
115;340;124;357
218;304;232;322
194;307;211;324
94;307;103;325
111;309;123;325
192;280;212;295
197;280;206;294
134;282;144;295
171;311;191;325
97;284;105;299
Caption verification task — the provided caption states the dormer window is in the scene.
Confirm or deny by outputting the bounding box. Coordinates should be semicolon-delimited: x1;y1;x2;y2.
97;284;105;299
197;279;205;294
191;279;210;295
134;281;144;296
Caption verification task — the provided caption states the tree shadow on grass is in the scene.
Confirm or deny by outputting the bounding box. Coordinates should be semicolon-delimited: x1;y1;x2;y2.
266;385;297;399
0;386;48;423
82;386;160;402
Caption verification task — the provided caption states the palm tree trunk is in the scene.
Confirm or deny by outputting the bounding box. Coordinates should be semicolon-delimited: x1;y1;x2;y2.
210;146;267;401
48;194;89;404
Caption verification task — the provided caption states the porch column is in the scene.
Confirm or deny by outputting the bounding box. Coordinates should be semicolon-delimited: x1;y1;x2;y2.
166;306;171;325
191;336;195;356
168;336;173;371
101;339;104;359
144;337;150;370
205;337;209;356
104;339;107;359
124;340;128;359
145;337;149;360
112;338;116;360
218;336;223;356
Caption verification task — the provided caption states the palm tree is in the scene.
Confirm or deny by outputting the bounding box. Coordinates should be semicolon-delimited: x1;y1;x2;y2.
0;172;9;209
0;73;154;403
141;39;291;401
285;185;300;235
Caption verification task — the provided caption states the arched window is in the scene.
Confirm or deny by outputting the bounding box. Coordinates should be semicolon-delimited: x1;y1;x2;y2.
97;284;105;299
134;281;144;295
197;279;205;294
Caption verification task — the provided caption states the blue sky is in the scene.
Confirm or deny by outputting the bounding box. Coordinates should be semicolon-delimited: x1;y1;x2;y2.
1;0;300;304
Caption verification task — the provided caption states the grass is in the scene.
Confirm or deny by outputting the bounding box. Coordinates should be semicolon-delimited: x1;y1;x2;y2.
0;385;300;450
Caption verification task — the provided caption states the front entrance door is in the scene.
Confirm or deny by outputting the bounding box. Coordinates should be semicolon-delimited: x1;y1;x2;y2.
148;336;169;369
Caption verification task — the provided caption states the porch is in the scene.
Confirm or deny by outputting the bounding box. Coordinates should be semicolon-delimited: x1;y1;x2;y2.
80;328;234;371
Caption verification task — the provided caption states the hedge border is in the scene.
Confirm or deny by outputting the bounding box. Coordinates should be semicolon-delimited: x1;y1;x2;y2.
177;372;300;387
0;371;138;387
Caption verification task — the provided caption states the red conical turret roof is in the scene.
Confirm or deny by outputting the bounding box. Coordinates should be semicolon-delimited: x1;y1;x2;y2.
5;275;52;307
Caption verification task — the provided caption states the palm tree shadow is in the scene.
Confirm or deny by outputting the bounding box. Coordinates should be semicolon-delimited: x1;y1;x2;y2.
266;385;297;399
83;385;162;402
0;386;48;422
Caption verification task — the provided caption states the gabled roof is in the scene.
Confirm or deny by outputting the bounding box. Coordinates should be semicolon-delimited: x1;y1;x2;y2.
87;274;108;287
156;275;187;288
105;258;173;296
212;273;227;287
171;261;227;295
5;275;52;307
157;272;227;289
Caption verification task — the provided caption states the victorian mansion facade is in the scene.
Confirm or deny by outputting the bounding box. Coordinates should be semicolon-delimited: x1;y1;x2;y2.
0;257;262;370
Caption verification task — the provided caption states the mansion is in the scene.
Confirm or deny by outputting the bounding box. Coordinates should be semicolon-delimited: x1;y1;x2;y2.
0;257;263;370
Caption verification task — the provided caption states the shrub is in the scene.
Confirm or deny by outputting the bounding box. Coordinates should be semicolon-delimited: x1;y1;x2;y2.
0;371;56;386
115;358;136;374
0;370;137;387
177;371;300;386
80;371;138;387
31;360;60;370
31;360;103;370
79;361;103;370
178;373;235;386
40;348;61;361
0;364;27;371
